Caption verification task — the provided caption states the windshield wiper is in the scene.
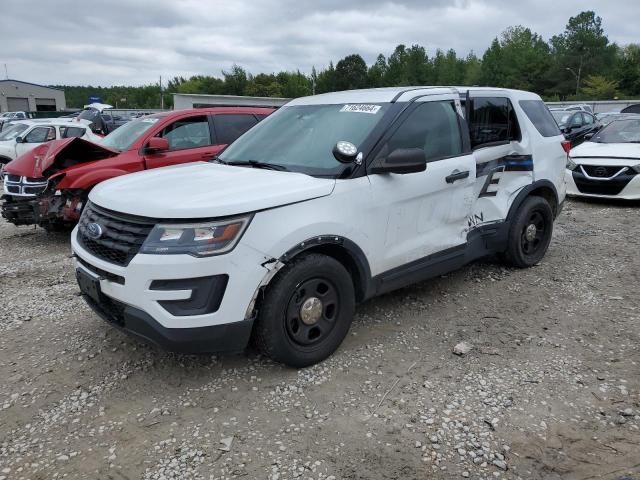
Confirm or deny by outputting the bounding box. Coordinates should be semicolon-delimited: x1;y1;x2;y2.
224;160;289;172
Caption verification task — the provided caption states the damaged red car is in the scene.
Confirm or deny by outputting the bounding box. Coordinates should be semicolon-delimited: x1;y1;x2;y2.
1;107;274;230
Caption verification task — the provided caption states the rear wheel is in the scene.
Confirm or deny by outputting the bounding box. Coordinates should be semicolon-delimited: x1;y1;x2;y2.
501;196;554;268
252;253;355;368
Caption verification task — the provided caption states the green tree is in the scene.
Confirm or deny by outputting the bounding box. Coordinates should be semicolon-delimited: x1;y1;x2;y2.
617;44;640;96
549;11;618;98
315;62;337;93
335;54;368;91
222;64;248;95
580;75;618;99
367;54;388;88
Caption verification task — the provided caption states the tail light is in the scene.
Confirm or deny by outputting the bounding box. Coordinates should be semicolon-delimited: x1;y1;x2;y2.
561;140;571;155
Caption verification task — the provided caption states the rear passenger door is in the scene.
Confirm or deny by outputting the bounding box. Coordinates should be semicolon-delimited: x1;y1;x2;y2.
367;95;476;273
144;115;218;169
212;114;258;148
466;93;532;226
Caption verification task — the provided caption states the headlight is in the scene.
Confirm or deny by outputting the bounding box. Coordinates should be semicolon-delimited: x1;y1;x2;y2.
140;215;252;257
566;157;578;171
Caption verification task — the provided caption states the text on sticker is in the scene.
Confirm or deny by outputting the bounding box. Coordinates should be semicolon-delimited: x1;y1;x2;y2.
340;104;382;114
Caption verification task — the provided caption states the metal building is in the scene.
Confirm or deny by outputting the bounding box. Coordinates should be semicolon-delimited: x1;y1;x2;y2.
173;93;289;110
0;79;66;112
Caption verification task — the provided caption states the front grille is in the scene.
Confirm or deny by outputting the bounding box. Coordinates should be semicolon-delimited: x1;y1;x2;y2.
78;202;155;266
572;170;637;196
6;174;21;182
581;165;626;178
3;175;48;197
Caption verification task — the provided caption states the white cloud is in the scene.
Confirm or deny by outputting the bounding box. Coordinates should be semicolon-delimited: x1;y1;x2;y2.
0;0;637;85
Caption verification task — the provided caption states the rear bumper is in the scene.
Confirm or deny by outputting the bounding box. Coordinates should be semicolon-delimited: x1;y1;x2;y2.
80;286;254;354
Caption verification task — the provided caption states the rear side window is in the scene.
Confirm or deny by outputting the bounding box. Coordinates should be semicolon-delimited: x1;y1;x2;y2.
213;114;258;145
61;126;86;138
469;97;521;148
375;101;463;163
519;100;562;138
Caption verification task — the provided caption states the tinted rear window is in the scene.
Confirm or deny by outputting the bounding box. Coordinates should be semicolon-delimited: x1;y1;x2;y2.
519;100;562;137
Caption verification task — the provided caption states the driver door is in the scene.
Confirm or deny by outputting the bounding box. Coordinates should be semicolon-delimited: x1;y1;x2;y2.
367;94;476;275
15;126;56;157
144;115;218;169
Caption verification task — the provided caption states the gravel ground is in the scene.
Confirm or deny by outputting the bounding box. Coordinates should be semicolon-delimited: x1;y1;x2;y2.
0;198;639;480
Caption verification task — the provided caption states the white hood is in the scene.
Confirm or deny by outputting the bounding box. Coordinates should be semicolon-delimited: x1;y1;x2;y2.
571;141;640;165
90;162;336;219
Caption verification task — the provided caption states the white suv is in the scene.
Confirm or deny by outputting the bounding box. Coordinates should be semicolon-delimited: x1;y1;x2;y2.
71;87;568;367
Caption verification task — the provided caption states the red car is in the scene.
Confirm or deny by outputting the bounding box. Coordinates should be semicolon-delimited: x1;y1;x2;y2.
2;107;274;230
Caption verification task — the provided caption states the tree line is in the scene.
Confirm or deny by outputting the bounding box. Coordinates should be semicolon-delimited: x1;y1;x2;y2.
56;11;640;109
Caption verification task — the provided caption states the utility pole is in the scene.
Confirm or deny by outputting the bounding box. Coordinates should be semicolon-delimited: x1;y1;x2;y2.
4;64;8;79
159;75;164;110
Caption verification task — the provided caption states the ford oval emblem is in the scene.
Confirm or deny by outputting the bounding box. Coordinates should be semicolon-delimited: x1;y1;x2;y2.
86;222;103;240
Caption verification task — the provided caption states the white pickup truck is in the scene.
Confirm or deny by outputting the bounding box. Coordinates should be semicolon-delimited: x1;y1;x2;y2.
72;86;568;367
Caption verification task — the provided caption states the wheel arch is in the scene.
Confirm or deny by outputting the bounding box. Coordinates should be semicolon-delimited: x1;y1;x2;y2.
507;180;559;222
279;236;373;303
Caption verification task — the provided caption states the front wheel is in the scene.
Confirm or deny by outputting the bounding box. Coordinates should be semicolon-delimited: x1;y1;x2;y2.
252;253;355;368
501;196;554;268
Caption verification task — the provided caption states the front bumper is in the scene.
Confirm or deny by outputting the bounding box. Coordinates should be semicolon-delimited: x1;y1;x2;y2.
72;226;272;352
80;282;254;353
565;168;640;200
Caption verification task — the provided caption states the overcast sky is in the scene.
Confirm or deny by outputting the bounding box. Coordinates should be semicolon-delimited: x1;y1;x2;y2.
1;0;638;86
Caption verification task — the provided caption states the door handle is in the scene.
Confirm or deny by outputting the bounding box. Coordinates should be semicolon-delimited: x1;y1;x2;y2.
445;170;470;184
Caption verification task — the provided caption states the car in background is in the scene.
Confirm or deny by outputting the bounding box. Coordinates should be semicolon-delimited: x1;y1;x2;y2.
0;111;28;132
621;104;640;114
76;103;130;135
550;109;601;147
550;104;594;114
596;112;640;128
566;117;640;199
2;107;275;230
0;119;99;173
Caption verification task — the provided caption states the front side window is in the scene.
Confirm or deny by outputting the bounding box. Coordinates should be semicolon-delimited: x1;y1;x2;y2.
569;113;583;128
519;100;562;137
469;97;520;149
582;113;594;125
159;116;211;150
374;101;463;164
213;115;258;145
219;103;390;176
24;126;56;143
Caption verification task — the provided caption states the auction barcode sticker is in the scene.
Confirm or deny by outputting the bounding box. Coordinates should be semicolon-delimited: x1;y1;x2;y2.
340;104;382;114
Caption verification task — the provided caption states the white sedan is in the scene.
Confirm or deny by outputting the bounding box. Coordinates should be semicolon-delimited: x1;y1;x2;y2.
0;119;100;172
566;117;640;200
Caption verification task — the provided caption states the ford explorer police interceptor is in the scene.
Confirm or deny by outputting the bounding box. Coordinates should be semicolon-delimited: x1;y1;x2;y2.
71;87;568;367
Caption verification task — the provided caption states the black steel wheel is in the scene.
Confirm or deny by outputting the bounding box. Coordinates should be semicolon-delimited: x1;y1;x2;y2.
253;253;355;368
501;196;554;268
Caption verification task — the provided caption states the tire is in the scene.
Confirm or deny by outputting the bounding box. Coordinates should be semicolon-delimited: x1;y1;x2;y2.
252;253;355;368
501;196;554;268
0;157;11;175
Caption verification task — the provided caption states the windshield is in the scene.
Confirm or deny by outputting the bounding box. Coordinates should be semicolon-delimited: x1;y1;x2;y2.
0;123;29;141
551;111;572;126
219;103;390;175
591;119;640;143
99;116;160;151
77;108;100;122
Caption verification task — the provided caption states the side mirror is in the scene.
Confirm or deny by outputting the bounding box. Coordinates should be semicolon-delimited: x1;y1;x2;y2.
145;137;170;154
370;148;426;175
15;136;23;143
